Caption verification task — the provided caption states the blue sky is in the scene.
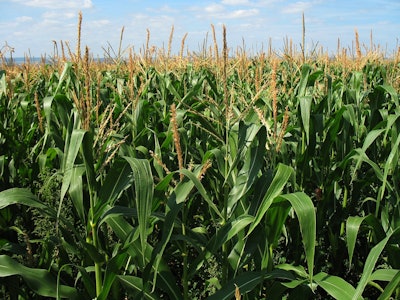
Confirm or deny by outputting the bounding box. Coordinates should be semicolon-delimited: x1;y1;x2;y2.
1;0;399;58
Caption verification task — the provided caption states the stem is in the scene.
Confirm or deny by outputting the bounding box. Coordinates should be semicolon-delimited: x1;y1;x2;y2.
181;213;189;300
302;12;305;63
91;222;103;297
220;24;230;286
222;186;229;284
340;186;348;236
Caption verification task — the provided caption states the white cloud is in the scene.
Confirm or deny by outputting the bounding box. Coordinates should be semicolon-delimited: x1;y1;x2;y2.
203;3;258;19
16;16;33;22
282;1;313;14
83;0;92;8
157;4;178;13
205;3;225;14
227;9;259;18
89;19;111;28
42;11;75;20
130;13;176;35
222;0;250;5
11;0;93;9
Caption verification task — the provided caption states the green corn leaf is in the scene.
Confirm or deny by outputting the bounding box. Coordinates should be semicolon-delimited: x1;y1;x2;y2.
370;269;400;282
172;173;196;204
346;215;385;267
68;165;86;224
210;215;254;252
377;270;400;300
144;173;193;292
59;127;86;223
226;122;262;182
297;64;311;97
247;163;293;236
117;275;159;300
54;62;73;95
0;189;85;247
124;157;154;267
80;130;97;203
97;205;137;227
346;215;367;268
75;266;96;299
277;264;308;278
208;269;297;300
97;252;129;300
150;165;219;284
278;192;316;284
178;168;223;218
0;255;78;299
98;159;133;207
376;84;399;107
350;129;385;181
299;95;312;145
377;132;400;217
207;271;265;300
313;272;358;300
43;94;73;138
227;125;266;217
349;149;383;183
352;227;400;300
0;188;45;210
106;216;181;299
264;200;291;250
0;70;6;97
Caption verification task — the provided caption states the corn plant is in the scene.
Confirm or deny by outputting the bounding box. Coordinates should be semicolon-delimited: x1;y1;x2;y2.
0;30;399;299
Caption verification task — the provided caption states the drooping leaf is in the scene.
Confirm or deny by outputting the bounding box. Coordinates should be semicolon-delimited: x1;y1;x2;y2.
97;252;129;300
0;188;45;210
370;269;400;282
68;165;86;223
207;271;265;300
117;275;159;300
346;214;385;267
97;159;133;208
377;270;400;300
106;216;181;299
313;272;358;300
278;192;316;283
178;168;223;218
207;269;297;300
377;132;400;215
59;127;86;223
210;215;254;253
247;163;293;236
227;125;266;217
297;64;311;97
299;95;312;145
352;228;400;300
124;157;154;266
0;255;78;299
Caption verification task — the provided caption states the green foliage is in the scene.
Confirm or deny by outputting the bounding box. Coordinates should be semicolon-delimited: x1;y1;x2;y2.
0;52;399;300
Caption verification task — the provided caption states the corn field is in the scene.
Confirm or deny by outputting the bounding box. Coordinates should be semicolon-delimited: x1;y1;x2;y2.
0;22;400;299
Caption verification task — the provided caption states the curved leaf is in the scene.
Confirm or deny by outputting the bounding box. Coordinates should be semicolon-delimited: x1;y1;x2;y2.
377;270;400;300
227;125;265;217
313;272;357;300
0;255;78;299
352;227;400;300
124;157;154;266
247;163;293;236
0;188;44;210
278;192;316;283
207;269;297;300
118;275;159;300
346;214;385;267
